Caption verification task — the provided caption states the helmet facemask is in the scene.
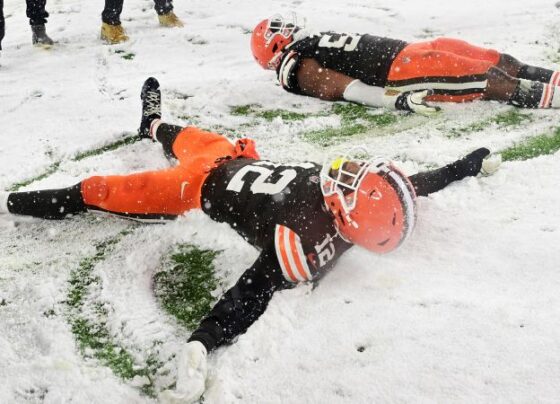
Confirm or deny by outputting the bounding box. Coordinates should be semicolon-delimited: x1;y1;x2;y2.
320;148;417;253
264;13;305;68
266;13;304;41
320;148;386;214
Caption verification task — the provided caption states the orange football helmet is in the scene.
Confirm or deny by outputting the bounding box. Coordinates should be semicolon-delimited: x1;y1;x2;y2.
251;14;300;70
320;151;417;253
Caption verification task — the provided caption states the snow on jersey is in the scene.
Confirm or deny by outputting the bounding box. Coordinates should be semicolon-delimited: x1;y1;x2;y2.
276;32;408;93
200;158;352;282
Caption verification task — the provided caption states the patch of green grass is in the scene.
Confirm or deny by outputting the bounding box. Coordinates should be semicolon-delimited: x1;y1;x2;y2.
303;104;399;146
331;103;397;126
8;162;60;191
304;124;368;145
8;133;141;192
113;49;135;60
154;244;219;330
230;103;400;145
74;134;139;161
501;127;560;161
66;228;162;397
230;104;260;116
449;109;533;138
493;109;533;126
230;104;309;121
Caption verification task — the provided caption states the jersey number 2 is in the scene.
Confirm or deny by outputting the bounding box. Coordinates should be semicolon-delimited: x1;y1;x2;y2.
227;165;297;195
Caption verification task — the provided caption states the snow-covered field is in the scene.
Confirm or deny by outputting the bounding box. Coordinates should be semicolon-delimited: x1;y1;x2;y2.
1;0;560;402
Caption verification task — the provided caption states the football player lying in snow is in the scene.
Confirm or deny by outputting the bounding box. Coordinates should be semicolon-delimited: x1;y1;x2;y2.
0;78;499;403
251;14;560;114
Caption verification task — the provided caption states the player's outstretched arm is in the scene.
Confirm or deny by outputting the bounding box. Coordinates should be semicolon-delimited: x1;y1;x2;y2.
409;148;501;197
294;58;439;114
161;246;292;403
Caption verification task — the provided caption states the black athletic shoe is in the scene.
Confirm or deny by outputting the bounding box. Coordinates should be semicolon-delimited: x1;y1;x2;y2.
459;147;491;177
31;25;54;47
138;77;162;139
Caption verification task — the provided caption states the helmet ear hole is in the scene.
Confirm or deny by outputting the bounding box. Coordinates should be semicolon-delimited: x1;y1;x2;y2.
272;43;278;53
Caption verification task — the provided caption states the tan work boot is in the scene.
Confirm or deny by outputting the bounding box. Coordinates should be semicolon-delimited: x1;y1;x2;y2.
158;12;184;28
100;22;129;44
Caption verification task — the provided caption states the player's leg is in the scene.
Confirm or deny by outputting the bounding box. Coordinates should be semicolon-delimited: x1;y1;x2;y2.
418;38;560;103
2;165;202;220
387;41;496;102
2;184;86;219
497;53;560;84
80;165;202;220
409;148;493;197
138;77;255;165
388;41;560;108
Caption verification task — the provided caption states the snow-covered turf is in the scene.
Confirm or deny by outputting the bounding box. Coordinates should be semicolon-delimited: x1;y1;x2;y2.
1;0;560;402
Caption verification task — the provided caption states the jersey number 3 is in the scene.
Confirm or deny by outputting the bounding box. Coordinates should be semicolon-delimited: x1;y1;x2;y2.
226;164;297;195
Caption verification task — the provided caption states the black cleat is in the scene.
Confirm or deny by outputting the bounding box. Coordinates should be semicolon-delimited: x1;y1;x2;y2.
138;77;162;139
31;25;54;47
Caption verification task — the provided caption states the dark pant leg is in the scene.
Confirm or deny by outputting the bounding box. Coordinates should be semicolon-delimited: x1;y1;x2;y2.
154;0;173;15
0;0;5;50
7;184;86;219
102;0;124;25
26;0;49;26
155;123;183;159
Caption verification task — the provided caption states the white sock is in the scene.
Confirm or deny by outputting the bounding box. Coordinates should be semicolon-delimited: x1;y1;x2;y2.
150;118;162;140
343;79;393;109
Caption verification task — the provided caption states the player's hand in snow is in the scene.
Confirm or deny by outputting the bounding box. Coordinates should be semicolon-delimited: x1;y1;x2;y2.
481;153;502;176
459;147;501;177
394;90;441;115
160;341;208;404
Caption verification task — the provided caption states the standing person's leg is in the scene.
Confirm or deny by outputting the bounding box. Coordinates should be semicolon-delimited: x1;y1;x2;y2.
26;0;48;26
26;0;53;46
154;0;183;27
0;0;5;52
101;0;123;25
101;0;128;44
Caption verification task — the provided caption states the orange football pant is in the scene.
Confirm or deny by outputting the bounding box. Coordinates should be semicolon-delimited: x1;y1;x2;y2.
387;38;501;102
80;127;259;217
